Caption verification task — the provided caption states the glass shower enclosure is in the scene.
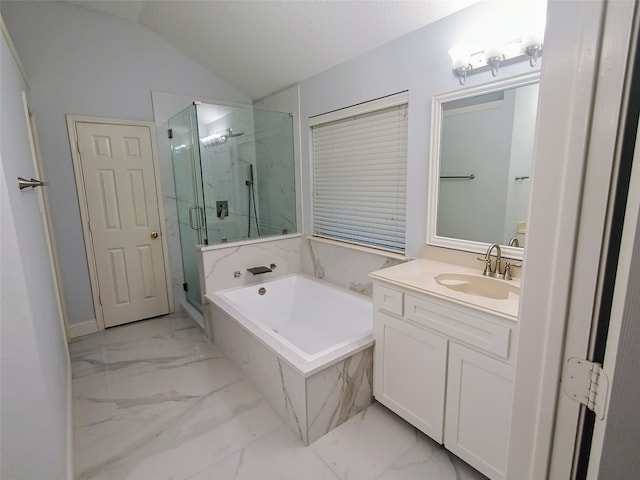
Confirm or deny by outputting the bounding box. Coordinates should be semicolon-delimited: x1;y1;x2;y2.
168;102;296;311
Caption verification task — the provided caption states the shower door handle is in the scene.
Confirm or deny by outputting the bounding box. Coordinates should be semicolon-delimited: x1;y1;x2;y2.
188;206;205;230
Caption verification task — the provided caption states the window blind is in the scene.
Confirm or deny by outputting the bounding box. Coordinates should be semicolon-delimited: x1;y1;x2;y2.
312;100;408;253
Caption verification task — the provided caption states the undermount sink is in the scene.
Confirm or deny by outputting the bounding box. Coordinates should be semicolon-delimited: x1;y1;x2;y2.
434;273;520;300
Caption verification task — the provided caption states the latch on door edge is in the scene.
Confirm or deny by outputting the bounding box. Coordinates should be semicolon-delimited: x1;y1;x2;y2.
564;357;609;420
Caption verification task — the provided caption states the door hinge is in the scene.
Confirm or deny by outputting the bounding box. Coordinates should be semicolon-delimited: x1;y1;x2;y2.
98;293;102;305
564;357;609;419
183;282;188;292
167;128;173;139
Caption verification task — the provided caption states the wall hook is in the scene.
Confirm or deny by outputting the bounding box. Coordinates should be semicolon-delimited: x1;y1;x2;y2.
18;177;45;190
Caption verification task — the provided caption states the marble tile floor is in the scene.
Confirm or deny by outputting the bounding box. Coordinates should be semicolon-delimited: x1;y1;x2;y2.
70;311;487;480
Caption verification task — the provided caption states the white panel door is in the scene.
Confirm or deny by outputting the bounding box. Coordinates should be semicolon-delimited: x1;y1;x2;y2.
445;342;513;480
77;122;169;327
373;310;448;443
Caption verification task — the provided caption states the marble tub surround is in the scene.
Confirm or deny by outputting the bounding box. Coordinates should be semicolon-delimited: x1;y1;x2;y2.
370;258;520;319
301;237;407;297
197;234;303;296
197;235;408;304
204;296;374;445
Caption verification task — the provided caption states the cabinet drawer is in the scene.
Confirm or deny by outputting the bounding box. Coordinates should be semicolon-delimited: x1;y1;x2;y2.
405;294;511;358
373;284;403;316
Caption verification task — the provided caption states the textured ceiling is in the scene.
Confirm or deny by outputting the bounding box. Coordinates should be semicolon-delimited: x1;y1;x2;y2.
66;1;480;100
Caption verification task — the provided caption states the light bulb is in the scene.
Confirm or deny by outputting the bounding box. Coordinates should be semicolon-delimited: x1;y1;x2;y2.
448;46;471;70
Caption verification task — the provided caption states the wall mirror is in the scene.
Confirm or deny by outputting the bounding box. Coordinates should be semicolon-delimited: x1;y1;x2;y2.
427;72;540;260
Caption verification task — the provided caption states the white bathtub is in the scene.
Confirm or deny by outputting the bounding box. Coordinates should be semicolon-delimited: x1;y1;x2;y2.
213;274;372;372
204;273;374;444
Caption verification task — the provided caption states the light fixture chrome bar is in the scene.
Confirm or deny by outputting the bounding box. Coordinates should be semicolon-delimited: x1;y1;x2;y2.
452;49;543;85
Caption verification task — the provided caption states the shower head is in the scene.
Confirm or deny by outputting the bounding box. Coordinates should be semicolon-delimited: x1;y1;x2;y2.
227;128;244;138
200;128;244;148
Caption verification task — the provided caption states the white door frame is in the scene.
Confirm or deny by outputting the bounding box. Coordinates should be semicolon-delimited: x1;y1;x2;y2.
507;0;637;478
67;115;174;331
22;93;70;343
547;2;637;476
586;110;640;478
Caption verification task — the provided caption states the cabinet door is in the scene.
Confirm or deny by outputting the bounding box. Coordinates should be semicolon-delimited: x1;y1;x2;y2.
373;310;447;443
445;342;513;480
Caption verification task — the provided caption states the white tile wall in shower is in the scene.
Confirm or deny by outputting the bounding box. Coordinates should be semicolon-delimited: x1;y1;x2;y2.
254;108;297;237
201;107;258;244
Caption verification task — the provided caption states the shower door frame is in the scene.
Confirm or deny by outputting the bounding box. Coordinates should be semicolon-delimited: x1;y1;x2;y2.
169;104;208;311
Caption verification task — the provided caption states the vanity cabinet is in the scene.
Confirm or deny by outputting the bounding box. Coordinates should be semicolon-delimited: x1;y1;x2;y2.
373;310;447;442
445;342;513;479
372;281;516;480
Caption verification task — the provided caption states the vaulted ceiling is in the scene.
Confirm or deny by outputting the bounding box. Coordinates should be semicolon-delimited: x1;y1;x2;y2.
65;1;480;100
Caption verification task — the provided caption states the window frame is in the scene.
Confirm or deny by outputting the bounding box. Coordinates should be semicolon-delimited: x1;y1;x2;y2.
310;91;409;254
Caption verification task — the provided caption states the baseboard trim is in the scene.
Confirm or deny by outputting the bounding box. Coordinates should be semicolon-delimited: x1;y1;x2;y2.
68;319;98;339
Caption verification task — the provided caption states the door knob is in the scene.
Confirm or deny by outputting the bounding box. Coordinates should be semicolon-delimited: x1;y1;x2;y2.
150;231;159;239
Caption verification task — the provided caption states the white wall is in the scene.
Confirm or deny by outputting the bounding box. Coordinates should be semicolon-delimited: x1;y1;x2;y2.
299;1;541;260
0;28;70;479
1;1;251;326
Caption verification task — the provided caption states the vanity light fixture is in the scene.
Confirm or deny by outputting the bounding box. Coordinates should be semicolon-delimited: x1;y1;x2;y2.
448;47;472;85
450;1;546;85
485;42;505;77
525;43;542;67
487;55;503;77
449;37;543;85
449;3;546;86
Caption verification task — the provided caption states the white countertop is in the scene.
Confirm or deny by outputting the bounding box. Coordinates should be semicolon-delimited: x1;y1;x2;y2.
369;258;520;320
